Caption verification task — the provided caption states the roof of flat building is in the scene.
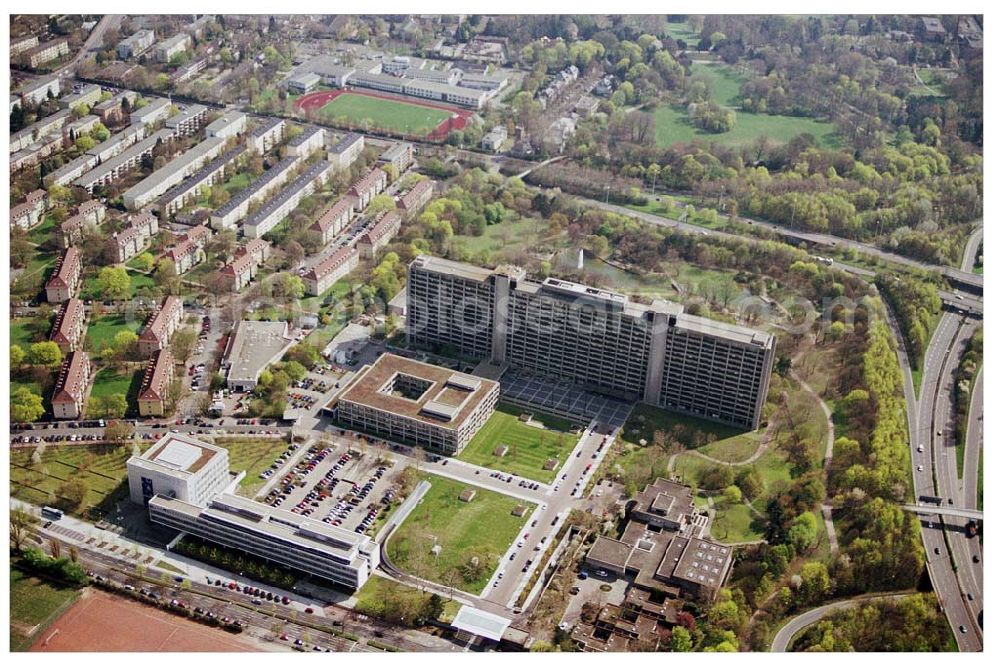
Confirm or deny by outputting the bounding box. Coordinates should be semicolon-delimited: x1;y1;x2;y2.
335;353;497;430
212;156;299;218
132;431;226;475
249;116;284;138
674;313;774;348
410;254;496;282
224;320;294;385
205;110;246;134
658;536;732;592
329;132;363;154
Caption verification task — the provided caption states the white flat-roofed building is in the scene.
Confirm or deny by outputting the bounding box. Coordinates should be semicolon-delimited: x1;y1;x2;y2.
15;75;61;106
59;84;103;110
11;108;73;153
303;247;359;296
310;197;353;244
86;123;145;161
123;135;226;210
349;71;406;94
287;71;321;94
21;38;69;68
298;55;355;87
154;33;192;63
148;492;380;589
118;29;156;59
481;125;507;153
284;125;325;158
378;142;413;174
326;132;364;170
404;66;462;86
459;72;509;92
247;117;285;154
11;35;39;57
130;97;172;126
205;110;247;139
127;432;230;506
223;320;295;391
165;104;208;136
403;79;489;109
210;155;299;230
243;160;335;238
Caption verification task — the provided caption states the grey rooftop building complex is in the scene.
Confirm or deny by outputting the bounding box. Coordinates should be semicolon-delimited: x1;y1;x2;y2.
406;256;775;430
223;320;295;391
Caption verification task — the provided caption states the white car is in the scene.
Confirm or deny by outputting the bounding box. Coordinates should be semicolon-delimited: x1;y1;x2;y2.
917;445;924;453
917;465;924;472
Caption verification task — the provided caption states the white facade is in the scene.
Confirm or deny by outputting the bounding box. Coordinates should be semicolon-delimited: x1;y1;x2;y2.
127;433;231;506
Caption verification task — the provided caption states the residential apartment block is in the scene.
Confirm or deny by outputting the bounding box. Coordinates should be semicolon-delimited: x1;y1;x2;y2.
220;238;270;291
303;247;359;296
74;128;174;193
243;160;335;238
396;179;434;219
406;256;775;430
49;298;87;353
111;212;159;263
310;198;354;245
330;353;499;456
346;167;388;210
118;29;156;59
14;75;61;106
164;104;208;136
58;201;104;247
59;84;102;110
123;135;225;210
45;247;82;303
138;348;175;416
10;189;47;230
130;97;172;126
327;132;364;170
20;38;69;68
51;351;92;420
358;210;401;259
156;145;244;217
154;33;192;63
247;117;285;154
205;111;247;139
210;156;299;230
138;296;184;357
378;142;414;174
284;125;325;158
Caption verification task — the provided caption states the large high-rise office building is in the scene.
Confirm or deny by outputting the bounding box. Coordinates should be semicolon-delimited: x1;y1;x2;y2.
405;256;775;430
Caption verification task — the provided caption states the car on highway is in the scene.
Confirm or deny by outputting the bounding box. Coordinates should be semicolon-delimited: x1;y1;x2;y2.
960;625;968;634
934;547;941;555
917;465;924;472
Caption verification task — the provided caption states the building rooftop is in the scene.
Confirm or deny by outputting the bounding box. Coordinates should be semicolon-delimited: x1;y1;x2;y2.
249;116;284;139
123;136;224;202
139;348;173;402
244;160;332;228
288;125;324;148
133;432;226;476
335;353;498;430
305;247;358;282
205;110;247;135
329;132;363;154
156;145;245;207
410;254;499;283
213;156;299;217
225;320;294;386
51;351;90;404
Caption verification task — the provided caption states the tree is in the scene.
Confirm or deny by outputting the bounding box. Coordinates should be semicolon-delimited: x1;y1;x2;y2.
95;266;132;301
56;478;88;511
11;345;26;368
27;341;63;368
669;626;693;652
11;388;46;422
154;258;180;293
133;252;156;272
171;328;198;364
367;193;396;216
799;561;831;603
104;420;135;444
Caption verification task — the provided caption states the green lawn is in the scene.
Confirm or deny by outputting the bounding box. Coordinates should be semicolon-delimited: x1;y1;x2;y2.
81;271;157;300
690;62;746;106
12;316;51;351
214;437;291;495
10;567;82;651
90;367;141;402
450;218;564;262
86;314;142;351
317;93;451;135
354;575;461;623
457;404;578;483
9;443;139;517
27;213;59;246
386;473;534;593
710;501;764;543
651;103;839;149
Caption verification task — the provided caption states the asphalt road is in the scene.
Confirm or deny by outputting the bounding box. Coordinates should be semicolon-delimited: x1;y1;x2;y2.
770;594;909;652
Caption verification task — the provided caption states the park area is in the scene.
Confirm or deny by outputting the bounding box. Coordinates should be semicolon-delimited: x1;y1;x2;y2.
28;589;259;652
457;404;578;483
10;568;82;651
86;313;142;352
385;473;533;594
294;89;468;138
650;62;839;149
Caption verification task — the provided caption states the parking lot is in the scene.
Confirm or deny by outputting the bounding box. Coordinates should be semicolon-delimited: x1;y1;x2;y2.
259;439;402;535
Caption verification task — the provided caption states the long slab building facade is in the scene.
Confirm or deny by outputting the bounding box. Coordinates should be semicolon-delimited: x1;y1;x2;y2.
405;256;775;430
128;432;379;589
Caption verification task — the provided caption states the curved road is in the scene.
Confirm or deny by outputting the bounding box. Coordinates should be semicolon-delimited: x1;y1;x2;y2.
771;594;910;652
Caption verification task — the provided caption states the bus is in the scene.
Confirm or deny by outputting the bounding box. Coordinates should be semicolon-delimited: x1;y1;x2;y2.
41;506;63;521
918;495;943;506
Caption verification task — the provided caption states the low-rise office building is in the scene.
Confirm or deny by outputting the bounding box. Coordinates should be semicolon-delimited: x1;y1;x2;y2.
127;432;231;506
123;135;226;210
118;29;156;59
223;320;295;391
205;111;247;139
220;238;270;291
148;492;380;589
49;298;87;353
154;33;192;63
243;160;335;238
396;179;434;219
330;353;499;456
51;351;92;420
297;55;355;87
137;348;175;416
210;156;299;230
358;210;401;259
326;132;364;170
45;247;82;303
378;142;413;174
10;189;48;230
284;125;325;158
310;197;353;244
346;167;388;210
247;117;285;154
139;296;184;357
303;247;359;296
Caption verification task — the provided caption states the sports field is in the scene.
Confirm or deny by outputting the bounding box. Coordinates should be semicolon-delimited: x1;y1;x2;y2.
386;474;533;594
457;404;578;483
10;568;82;651
317;93;451;135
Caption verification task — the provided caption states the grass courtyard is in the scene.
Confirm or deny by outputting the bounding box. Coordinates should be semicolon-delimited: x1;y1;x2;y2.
86;314;143;351
214;437;293;495
353;575;461;623
9;443;140;518
386;473;534;594
317;93;452;135
10;567;82;652
457;404;578;483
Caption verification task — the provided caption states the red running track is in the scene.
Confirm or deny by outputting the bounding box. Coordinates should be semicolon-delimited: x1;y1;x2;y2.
292;88;472;141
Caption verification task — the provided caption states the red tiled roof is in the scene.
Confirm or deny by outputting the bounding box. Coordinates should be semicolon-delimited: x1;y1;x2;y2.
51;351;90;404
138;348;174;401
